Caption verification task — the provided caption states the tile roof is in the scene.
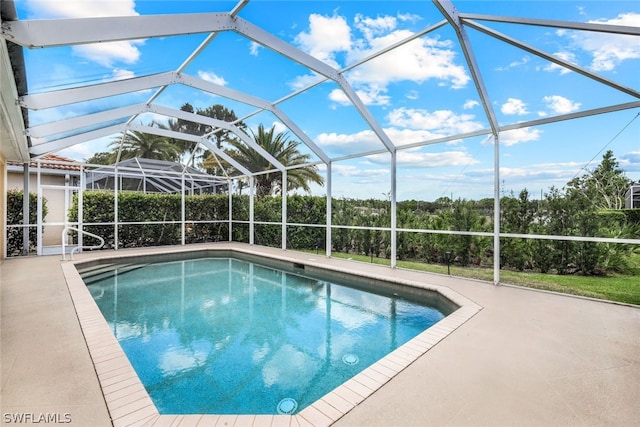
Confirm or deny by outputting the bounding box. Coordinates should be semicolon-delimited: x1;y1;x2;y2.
8;154;82;172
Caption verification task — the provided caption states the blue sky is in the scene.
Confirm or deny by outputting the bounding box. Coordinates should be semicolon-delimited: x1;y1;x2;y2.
16;0;640;201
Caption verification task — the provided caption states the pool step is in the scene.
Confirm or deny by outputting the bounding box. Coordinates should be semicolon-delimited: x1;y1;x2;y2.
79;263;147;284
77;263;116;276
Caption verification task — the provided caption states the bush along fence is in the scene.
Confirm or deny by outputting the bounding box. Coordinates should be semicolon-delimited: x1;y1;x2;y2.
67;190;639;276
6;190;47;256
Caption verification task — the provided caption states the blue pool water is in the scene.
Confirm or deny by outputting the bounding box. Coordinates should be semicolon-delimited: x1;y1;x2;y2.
85;256;450;415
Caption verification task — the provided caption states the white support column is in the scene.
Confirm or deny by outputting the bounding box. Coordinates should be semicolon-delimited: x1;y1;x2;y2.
36;162;42;255
249;175;254;245
390;150;398;268
390;151;397;268
22;163;29;256
181;172;186;246
66;174;77;251
79;166;84;245
493;133;501;285
326;162;332;258
228;179;233;242
114;167;119;250
282;170;287;250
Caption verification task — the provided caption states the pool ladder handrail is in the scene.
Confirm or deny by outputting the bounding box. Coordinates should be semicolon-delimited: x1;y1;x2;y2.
62;226;105;261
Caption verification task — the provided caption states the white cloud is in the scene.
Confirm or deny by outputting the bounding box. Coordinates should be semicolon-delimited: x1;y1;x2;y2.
112;69;135;80
406;150;478;168
249;41;261;56
316;129;383;153
136;112;170;126
501;98;529;115
561;12;640;71
293;12;470;106
346;36;470;90
499;167;571;180
619;151;640;172
463;100;479;110
383;127;441;146
328;86;391;106
387;108;484;135
406;90;419;100
354;14;398;40
294;14;352;68
74;41;143;67
316;108;484;156
499;162;581;180
542;51;577;75
271;121;288;134
397;12;422;24
288;73;324;90
496;55;530;71
498;128;542;146
543;95;581;114
358;149;480;168
197;71;227;86
328;89;349;104
388;150;480;168
465;161;581;185
57;135;115;161
333;163;389;178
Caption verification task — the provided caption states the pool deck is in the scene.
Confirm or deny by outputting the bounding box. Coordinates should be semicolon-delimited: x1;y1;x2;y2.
2;243;639;426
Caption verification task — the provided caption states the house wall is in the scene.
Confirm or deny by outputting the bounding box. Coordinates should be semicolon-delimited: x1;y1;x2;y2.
625;185;640;209
7;170;77;247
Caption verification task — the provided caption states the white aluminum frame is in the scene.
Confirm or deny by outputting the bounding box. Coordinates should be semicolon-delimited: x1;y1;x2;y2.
2;0;639;284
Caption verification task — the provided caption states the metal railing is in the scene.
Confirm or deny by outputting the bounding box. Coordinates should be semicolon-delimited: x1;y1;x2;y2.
61;226;105;260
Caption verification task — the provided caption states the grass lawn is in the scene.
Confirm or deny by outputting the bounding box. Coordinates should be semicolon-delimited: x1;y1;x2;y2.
300;250;640;306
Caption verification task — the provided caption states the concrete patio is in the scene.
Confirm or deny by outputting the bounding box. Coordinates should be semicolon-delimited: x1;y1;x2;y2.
2;243;639;426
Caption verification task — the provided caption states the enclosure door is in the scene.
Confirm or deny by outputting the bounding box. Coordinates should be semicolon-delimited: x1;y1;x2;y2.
37;183;79;255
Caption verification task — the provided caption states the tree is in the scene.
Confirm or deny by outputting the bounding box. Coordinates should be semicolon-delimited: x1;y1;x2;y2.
111;128;181;162
501;189;535;270
226;124;324;196
169;103;246;169
85;151;116;165
567;150;631;210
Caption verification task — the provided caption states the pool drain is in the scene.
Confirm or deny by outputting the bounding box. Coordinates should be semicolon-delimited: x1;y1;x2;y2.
342;354;359;365
277;398;298;415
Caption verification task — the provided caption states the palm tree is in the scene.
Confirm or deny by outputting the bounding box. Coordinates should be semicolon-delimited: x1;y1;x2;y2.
225;124;324;196
110;128;181;162
169;103;247;169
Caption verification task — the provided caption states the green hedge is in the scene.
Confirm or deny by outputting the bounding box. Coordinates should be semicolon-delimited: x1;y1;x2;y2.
620;209;640;224
69;192;326;250
6;190;47;256
69;192;229;248
70;191;638;275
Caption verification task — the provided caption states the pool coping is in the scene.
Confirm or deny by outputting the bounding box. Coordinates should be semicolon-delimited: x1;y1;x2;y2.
62;244;482;427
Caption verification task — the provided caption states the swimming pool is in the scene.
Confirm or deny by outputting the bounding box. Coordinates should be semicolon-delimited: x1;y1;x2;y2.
64;244;481;425
83;255;454;415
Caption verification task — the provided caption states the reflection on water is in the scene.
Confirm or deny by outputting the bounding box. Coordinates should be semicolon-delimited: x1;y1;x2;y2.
87;257;447;414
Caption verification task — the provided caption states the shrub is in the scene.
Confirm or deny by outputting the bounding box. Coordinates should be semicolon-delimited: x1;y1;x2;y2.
6;190;47;256
620;209;640;225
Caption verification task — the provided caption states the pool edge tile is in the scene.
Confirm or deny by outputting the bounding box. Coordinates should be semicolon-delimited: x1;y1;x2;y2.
62;245;483;426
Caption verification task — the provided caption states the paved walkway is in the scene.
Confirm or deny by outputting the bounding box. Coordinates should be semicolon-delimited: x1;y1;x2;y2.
2;244;639;426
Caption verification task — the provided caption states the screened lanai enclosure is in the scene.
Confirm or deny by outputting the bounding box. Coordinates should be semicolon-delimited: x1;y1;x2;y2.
85;158;227;194
1;0;639;283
